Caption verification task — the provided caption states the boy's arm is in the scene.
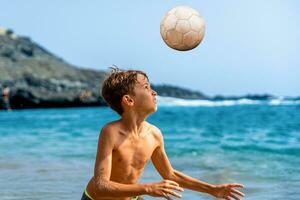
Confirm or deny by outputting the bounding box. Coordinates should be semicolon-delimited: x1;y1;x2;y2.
93;125;183;199
151;128;245;199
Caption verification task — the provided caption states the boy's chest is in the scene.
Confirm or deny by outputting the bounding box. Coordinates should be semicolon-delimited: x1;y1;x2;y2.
112;134;157;169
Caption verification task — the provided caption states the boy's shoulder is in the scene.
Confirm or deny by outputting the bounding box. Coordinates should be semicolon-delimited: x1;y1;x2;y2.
145;121;159;132
102;120;119;130
145;122;163;141
98;120;120;139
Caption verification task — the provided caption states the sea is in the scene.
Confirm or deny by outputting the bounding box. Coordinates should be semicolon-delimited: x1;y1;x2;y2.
0;96;299;200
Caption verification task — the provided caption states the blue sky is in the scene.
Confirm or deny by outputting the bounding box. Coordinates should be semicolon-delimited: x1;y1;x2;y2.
1;0;299;96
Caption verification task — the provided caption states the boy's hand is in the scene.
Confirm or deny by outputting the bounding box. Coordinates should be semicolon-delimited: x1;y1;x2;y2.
145;180;184;200
211;183;245;200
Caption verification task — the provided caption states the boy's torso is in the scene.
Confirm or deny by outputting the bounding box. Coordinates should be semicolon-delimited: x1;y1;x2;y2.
86;121;160;200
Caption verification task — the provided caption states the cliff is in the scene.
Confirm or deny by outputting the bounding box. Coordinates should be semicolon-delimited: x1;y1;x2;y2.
0;28;207;109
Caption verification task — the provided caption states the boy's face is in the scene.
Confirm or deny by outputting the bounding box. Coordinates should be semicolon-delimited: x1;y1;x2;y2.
131;74;157;114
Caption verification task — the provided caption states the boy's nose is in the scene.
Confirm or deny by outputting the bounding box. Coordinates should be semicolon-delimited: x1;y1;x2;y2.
152;90;157;96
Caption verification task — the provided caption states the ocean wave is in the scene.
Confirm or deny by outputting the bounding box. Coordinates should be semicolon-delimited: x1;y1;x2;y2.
157;96;300;107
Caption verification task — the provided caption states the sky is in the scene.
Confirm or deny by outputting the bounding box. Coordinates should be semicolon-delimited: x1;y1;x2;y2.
1;0;300;97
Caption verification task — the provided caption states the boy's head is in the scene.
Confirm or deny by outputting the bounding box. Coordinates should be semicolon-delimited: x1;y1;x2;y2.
101;68;157;116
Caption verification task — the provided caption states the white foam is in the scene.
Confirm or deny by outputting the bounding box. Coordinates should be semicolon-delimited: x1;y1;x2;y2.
157;96;300;107
268;99;300;105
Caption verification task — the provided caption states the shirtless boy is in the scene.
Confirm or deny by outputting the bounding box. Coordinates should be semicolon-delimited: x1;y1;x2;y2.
81;69;245;200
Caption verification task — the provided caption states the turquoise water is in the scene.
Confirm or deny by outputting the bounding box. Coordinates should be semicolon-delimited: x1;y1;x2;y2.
0;100;300;199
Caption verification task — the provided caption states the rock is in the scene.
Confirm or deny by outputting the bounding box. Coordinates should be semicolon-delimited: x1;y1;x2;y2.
0;29;210;109
152;84;208;99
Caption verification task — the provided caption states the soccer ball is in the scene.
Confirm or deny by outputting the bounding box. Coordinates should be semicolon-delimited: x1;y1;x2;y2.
160;5;205;51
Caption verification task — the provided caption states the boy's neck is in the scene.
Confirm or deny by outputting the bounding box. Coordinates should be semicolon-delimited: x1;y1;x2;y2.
120;110;148;135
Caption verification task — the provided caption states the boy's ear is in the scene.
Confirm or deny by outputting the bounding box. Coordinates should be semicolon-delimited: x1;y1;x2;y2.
122;95;134;106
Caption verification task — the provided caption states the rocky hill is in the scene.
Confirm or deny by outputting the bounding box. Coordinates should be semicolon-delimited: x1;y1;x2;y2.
0;28;207;109
152;85;207;99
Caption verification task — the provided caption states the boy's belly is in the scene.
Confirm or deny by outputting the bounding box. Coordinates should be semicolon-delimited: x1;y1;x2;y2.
86;174;142;200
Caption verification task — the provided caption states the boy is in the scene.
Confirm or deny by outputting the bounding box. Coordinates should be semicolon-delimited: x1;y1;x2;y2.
81;69;245;200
